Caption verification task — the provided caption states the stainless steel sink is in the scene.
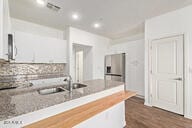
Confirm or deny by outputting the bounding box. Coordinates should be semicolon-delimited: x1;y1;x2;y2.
38;87;66;95
38;83;87;95
72;83;87;89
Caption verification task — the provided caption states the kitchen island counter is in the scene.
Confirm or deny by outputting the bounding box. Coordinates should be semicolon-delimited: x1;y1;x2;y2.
0;79;125;122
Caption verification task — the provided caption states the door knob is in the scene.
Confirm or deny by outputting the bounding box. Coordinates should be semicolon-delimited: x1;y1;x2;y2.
173;78;182;81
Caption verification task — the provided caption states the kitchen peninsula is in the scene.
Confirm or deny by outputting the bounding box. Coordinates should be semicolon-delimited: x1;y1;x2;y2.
0;79;136;128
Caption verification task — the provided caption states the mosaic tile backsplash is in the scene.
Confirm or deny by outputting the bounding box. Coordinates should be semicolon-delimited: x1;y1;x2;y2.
0;63;66;89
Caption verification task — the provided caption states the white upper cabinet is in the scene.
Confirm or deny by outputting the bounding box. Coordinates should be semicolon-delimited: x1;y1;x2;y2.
14;31;68;63
0;0;11;60
14;32;36;63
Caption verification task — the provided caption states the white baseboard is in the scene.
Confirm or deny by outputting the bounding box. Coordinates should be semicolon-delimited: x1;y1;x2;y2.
135;94;144;99
184;114;192;120
144;102;152;107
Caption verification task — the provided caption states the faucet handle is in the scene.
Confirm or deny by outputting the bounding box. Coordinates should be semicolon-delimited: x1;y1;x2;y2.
63;75;72;81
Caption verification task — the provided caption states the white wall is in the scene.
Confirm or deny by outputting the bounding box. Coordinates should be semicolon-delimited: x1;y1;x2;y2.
145;5;192;119
67;27;111;80
11;18;65;39
108;39;144;96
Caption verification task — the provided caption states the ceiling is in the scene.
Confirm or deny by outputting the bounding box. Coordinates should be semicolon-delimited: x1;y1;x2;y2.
9;0;192;39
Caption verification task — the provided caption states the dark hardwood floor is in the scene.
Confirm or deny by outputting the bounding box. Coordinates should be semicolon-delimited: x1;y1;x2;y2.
125;97;192;128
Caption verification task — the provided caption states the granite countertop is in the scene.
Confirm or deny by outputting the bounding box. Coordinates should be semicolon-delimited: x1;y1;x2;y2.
0;79;124;121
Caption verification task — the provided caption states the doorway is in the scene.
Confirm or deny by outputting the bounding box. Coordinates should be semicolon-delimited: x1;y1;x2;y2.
76;51;84;82
73;44;93;82
150;35;184;115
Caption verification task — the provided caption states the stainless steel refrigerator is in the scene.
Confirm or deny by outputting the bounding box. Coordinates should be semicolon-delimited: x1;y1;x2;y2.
104;53;125;82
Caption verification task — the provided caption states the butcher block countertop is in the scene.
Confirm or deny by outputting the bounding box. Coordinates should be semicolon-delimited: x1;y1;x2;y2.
24;91;136;128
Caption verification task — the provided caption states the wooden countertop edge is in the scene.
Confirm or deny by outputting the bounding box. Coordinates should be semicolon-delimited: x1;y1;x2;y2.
24;90;136;128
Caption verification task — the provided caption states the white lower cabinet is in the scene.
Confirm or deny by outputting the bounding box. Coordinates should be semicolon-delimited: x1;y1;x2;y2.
74;102;125;128
14;31;67;63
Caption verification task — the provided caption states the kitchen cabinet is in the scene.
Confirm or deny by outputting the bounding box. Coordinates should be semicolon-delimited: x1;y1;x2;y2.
0;0;11;60
14;31;67;63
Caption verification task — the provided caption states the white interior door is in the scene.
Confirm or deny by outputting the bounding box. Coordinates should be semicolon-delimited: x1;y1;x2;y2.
151;35;184;115
75;51;84;82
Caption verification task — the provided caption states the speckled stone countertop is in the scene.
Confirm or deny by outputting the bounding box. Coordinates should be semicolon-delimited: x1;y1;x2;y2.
0;79;124;121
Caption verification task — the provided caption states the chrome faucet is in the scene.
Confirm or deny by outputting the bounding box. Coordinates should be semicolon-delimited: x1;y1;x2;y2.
64;75;73;92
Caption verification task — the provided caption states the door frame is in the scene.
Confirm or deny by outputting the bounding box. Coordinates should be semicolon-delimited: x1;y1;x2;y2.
147;33;190;118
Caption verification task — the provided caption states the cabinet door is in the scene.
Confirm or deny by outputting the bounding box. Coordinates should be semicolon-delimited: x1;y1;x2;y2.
0;0;3;59
14;31;68;63
0;0;11;60
33;36;54;63
52;39;67;63
34;36;67;63
15;31;35;63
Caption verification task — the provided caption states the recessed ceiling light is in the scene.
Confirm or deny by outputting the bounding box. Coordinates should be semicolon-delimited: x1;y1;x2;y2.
72;13;80;20
93;23;101;28
36;0;46;6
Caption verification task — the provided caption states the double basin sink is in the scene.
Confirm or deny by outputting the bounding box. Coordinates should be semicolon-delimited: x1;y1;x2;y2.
38;83;87;95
